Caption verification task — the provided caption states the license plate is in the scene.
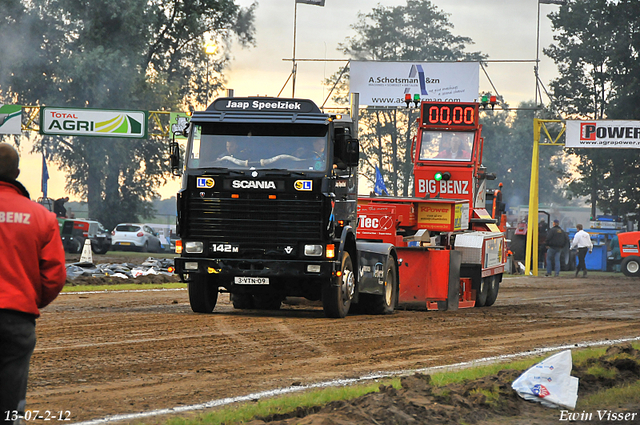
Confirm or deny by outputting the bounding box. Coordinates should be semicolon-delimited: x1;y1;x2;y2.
234;277;269;285
119;242;132;246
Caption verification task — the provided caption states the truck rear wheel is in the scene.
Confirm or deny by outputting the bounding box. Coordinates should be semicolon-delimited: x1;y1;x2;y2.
322;251;355;318
253;294;282;310
484;274;501;307
621;256;640;277
231;293;254;309
188;275;218;313
475;277;489;307
360;259;397;315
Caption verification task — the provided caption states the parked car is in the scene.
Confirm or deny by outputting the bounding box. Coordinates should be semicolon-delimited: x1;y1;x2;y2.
60;219;112;254
111;223;163;252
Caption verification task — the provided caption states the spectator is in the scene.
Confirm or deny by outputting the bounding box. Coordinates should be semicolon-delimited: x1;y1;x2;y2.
545;219;567;277
53;196;69;218
0;143;67;423
571;223;593;278
610;232;621;273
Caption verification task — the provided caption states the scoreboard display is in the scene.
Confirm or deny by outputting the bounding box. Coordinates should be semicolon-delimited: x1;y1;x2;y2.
420;102;479;129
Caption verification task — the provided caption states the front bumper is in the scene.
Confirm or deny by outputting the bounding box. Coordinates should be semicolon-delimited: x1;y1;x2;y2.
174;256;336;287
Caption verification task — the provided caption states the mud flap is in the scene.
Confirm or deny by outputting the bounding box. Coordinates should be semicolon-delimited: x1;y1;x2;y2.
446;250;461;311
432;250;460;311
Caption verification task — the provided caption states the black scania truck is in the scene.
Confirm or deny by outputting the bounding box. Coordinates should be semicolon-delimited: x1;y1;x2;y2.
171;97;398;318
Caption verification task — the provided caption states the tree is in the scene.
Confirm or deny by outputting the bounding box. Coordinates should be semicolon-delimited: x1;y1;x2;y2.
0;0;255;229
330;0;486;196
546;0;640;223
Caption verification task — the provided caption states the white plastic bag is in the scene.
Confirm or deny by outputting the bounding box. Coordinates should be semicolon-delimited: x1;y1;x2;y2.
511;349;579;410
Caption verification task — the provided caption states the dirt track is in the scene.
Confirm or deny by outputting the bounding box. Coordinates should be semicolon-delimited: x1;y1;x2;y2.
28;272;640;423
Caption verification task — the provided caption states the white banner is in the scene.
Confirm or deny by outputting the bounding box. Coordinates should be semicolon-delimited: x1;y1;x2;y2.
40;107;147;138
566;120;640;148
0;104;22;135
350;61;479;107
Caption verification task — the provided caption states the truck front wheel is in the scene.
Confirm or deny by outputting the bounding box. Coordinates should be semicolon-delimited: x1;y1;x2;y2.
621;256;640;277
322;251;355;318
188;275;218;313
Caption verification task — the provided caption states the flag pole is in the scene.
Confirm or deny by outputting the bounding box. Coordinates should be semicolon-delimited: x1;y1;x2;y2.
292;1;298;98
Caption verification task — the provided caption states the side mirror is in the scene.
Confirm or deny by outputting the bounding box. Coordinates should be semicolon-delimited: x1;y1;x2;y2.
169;140;181;176
345;138;359;167
169;117;188;176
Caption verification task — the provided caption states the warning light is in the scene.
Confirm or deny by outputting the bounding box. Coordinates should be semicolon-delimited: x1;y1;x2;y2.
413;93;421;107
434;171;451;182
404;93;412;108
480;95;489;109
490;95;497;110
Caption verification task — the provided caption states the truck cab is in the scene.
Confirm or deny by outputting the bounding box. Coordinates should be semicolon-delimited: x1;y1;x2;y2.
172;97;397;317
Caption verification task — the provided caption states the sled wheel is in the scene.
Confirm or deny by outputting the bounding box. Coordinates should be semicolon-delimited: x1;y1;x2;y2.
360;259;397;315
322;251;355;318
475;277;489;307
188;275;218;313
484;274;501;307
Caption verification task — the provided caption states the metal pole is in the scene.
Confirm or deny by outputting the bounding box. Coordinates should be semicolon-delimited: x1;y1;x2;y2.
535;0;541;107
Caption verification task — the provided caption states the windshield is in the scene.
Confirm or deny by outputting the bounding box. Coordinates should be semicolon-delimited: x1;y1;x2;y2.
187;123;329;171
418;130;474;162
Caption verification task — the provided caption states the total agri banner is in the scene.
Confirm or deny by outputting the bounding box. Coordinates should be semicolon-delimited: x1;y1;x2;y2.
349;61;479;107
0;104;22;135
566;120;640;148
40;106;148;138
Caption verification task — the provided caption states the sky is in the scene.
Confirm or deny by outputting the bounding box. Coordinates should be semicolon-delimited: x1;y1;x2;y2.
10;0;563;202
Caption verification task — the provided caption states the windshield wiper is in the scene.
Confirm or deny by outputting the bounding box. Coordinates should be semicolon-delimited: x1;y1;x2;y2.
194;168;246;176
260;169;307;176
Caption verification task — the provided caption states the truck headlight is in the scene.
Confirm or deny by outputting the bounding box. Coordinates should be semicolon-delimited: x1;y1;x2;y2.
304;244;323;256
185;241;204;254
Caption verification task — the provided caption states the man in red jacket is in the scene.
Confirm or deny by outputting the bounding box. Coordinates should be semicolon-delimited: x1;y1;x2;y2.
0;143;66;423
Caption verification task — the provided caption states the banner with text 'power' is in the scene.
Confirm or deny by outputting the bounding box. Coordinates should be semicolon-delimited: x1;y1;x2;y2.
566;120;640;149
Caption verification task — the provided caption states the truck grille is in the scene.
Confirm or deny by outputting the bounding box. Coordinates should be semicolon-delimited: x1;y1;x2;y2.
185;196;324;244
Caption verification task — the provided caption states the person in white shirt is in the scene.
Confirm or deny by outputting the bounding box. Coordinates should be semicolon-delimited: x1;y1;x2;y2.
571;224;593;277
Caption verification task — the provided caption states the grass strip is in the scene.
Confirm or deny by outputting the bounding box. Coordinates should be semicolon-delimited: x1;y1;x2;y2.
579;380;640;408
157;342;639;425
163;380;402;425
